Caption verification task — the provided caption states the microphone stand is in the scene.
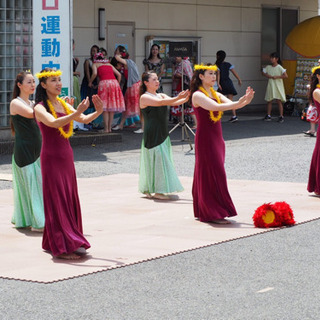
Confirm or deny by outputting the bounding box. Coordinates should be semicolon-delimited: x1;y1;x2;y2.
169;59;195;150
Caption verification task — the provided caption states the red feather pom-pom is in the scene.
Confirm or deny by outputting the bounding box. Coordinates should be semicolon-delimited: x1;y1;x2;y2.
273;201;295;226
253;203;282;228
253;201;295;228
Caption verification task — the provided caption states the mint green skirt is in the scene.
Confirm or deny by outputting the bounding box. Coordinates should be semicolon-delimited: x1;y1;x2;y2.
139;136;183;194
11;156;45;229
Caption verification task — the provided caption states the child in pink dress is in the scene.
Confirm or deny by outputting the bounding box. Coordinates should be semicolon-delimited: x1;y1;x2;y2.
89;52;125;132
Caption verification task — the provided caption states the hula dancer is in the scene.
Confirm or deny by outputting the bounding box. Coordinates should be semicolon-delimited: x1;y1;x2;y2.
139;71;189;200
10;71;44;231
307;66;320;195
191;64;254;224
34;68;103;260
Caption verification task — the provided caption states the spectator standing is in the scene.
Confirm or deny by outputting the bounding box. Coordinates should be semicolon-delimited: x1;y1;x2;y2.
262;52;288;123
171;56;197;129
143;44;165;92
215;50;242;122
113;46;142;133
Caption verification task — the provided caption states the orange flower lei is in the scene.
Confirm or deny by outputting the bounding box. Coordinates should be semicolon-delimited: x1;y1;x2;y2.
198;86;223;123
317;84;320;88
47;97;73;139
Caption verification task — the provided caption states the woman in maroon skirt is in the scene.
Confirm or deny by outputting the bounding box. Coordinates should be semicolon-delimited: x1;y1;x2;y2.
307;66;320;195
190;64;254;224
34;68;103;259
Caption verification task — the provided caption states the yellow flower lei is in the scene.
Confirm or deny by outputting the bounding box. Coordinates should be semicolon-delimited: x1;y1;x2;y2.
199;86;223;123
317;84;320;88
47;97;73;139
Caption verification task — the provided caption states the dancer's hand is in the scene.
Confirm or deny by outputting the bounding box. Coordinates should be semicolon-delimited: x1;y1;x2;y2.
237;87;254;107
61;96;74;106
244;86;255;104
92;95;103;114
177;90;190;101
76;97;90;114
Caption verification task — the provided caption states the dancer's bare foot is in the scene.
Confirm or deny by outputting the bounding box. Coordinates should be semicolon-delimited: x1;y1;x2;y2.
211;219;231;225
74;247;87;255
144;192;152;199
56;253;81;260
31;227;44;232
153;193;170;200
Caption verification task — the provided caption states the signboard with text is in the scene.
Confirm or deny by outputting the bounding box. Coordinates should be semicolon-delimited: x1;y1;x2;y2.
33;0;72;96
169;42;193;58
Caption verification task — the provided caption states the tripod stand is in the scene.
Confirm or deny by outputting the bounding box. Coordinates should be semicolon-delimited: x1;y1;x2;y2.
169;59;195;150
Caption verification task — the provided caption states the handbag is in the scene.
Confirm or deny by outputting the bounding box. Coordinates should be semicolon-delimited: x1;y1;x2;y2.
306;105;319;123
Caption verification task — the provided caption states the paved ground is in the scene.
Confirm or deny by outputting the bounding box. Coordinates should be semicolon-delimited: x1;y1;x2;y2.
1;110;320;319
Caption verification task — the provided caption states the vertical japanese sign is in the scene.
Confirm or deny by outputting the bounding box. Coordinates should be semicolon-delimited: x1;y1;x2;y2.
33;0;73;96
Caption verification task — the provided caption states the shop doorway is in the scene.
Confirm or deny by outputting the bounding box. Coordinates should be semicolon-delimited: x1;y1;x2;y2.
107;22;135;60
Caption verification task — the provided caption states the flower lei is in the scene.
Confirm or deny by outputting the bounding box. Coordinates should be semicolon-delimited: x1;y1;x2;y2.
198;86;223;123
47;97;73;139
317;84;320;88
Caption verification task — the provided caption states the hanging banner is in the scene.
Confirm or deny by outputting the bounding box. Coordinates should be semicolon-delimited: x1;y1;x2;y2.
33;0;73;97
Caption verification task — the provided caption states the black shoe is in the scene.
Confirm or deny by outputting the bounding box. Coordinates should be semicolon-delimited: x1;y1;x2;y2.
229;116;238;123
303;131;315;137
278;116;284;123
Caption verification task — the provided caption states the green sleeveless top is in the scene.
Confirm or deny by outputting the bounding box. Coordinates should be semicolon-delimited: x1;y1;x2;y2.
141;105;168;149
11;114;42;167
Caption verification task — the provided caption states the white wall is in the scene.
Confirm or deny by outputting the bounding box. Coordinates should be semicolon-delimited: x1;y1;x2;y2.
73;0;318;105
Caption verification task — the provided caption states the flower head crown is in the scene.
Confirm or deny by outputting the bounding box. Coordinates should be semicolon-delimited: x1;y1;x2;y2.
93;52;109;63
312;65;320;74
35;69;62;79
194;64;218;71
94;52;104;61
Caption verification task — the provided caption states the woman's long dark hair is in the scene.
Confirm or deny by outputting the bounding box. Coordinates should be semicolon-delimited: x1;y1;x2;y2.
34;68;56;113
270;52;282;66
215;50;226;68
147;44;161;60
139;71;156;96
12;71;32;99
309;68;320;103
189;68;207;104
10;71;33;135
90;45;99;60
